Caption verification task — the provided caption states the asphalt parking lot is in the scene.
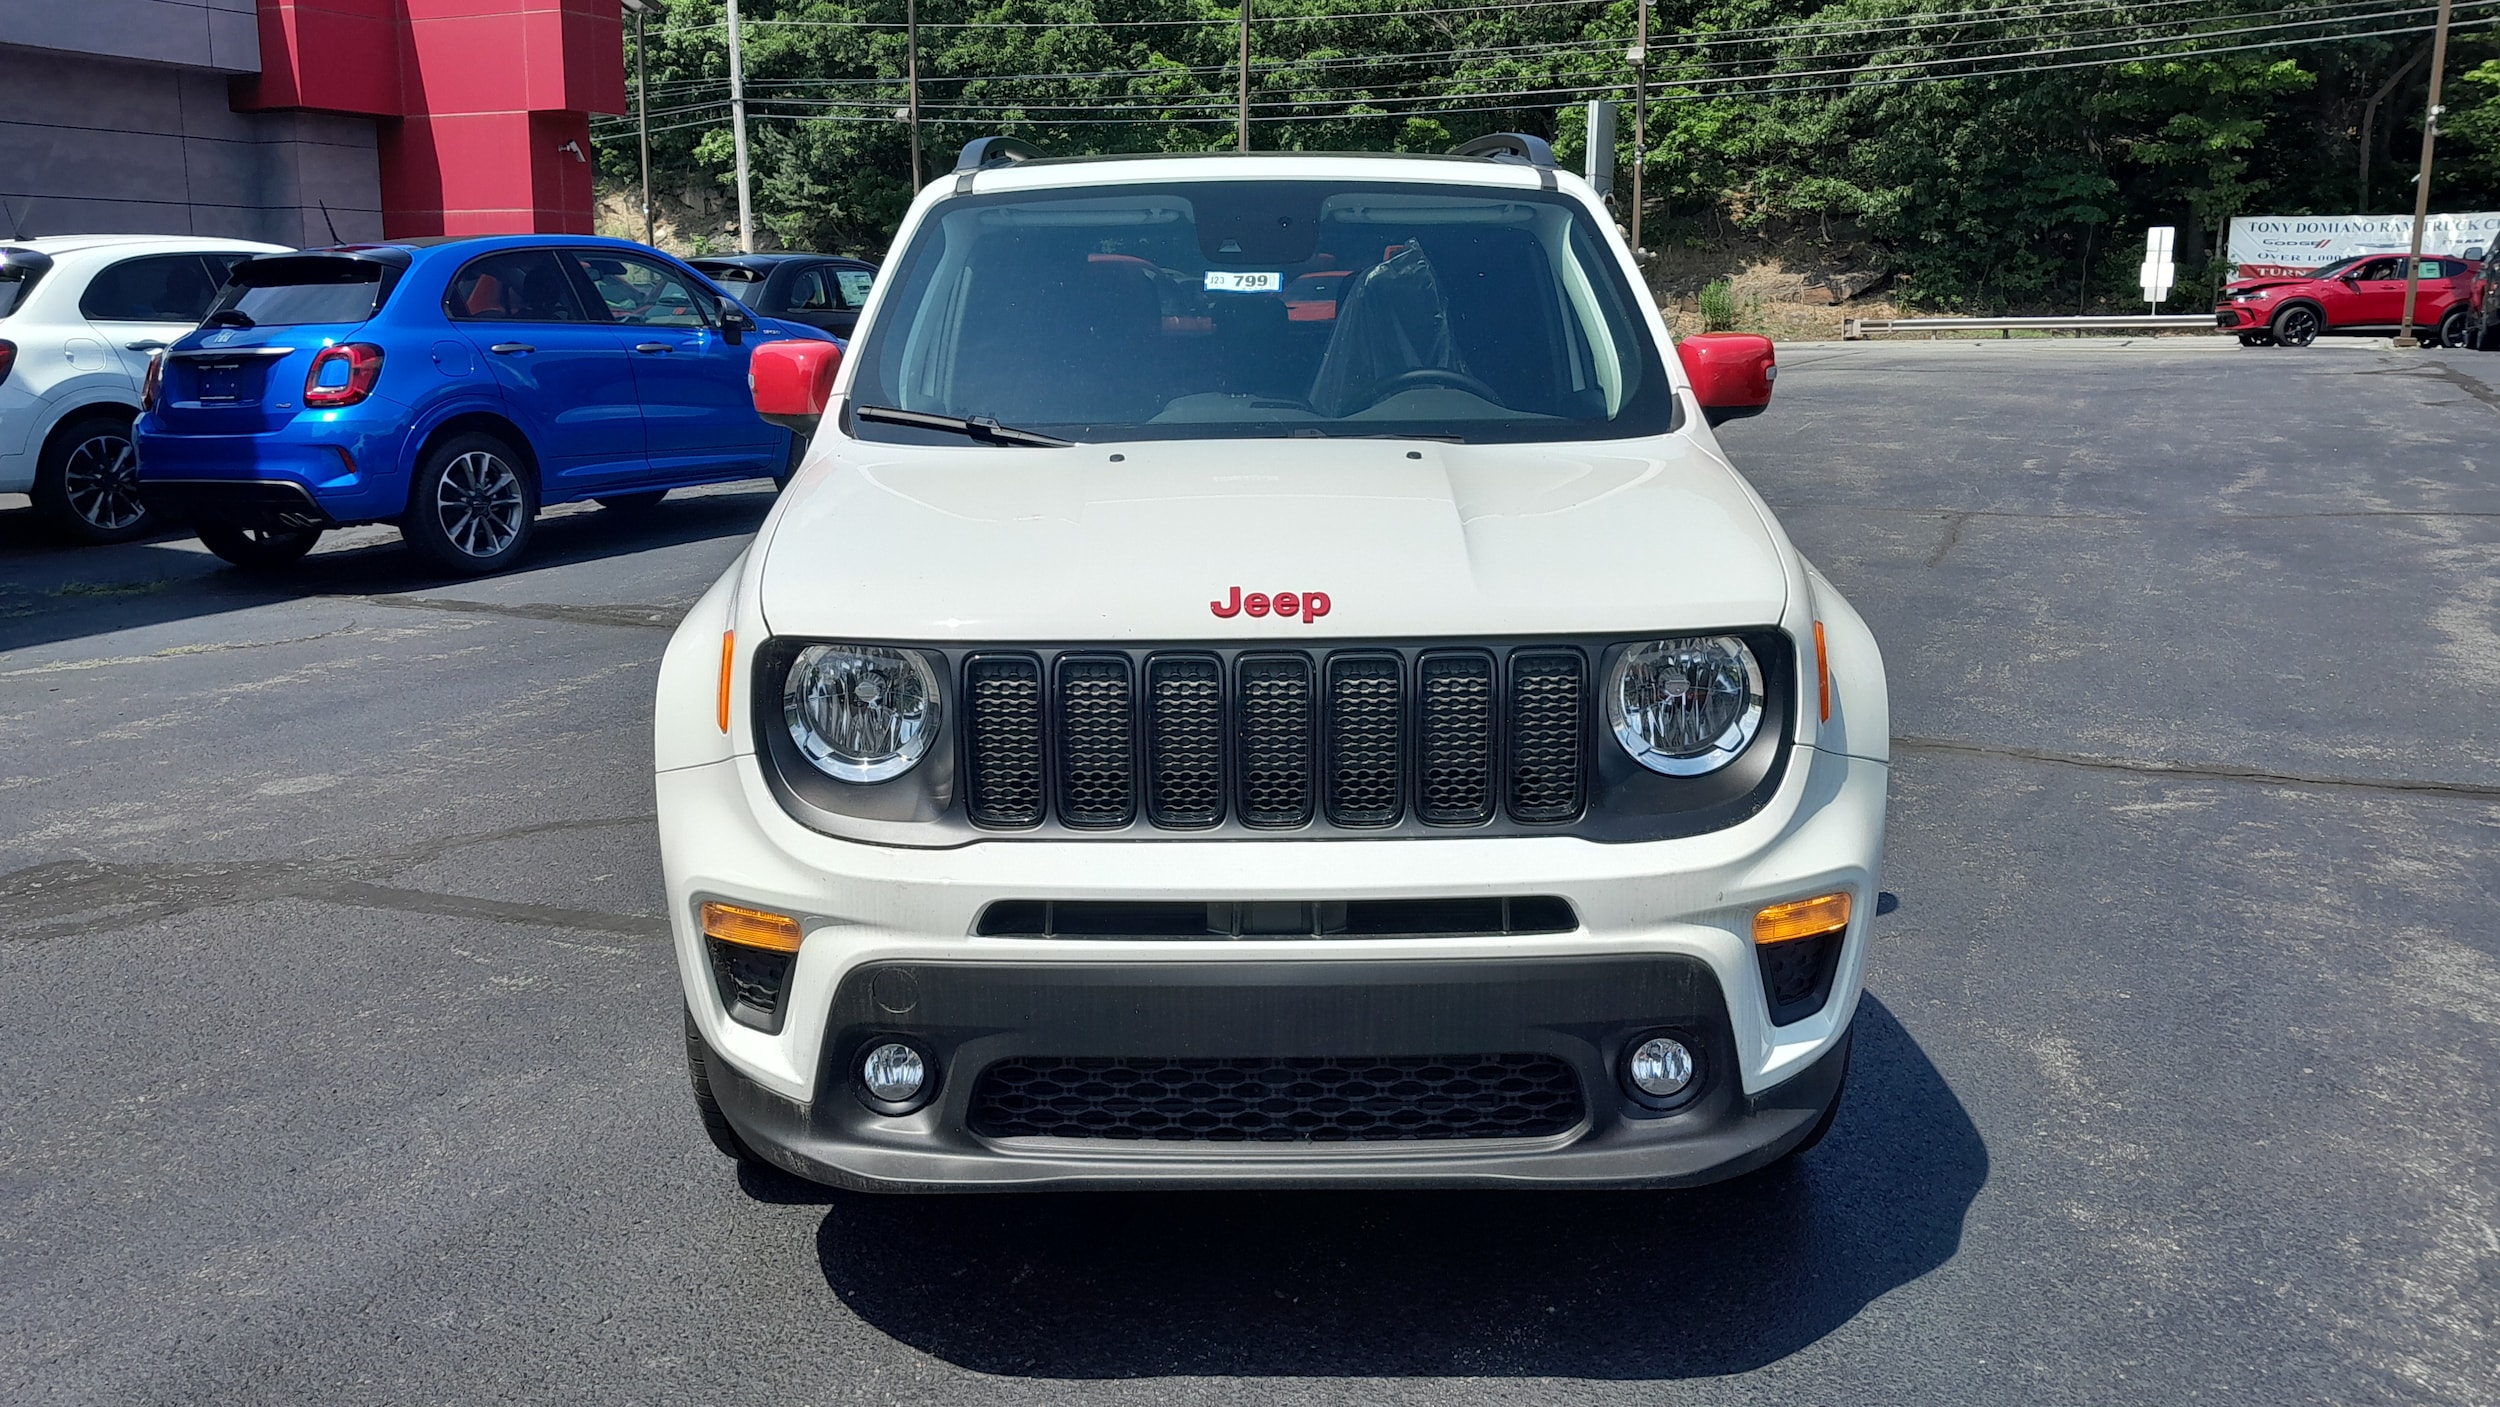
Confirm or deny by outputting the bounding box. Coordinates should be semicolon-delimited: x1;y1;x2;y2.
3;338;2495;1406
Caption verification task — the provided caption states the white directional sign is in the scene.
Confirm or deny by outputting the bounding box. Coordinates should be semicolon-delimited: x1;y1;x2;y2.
2141;225;2177;307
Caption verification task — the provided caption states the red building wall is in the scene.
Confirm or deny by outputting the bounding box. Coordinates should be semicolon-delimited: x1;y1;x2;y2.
237;0;624;237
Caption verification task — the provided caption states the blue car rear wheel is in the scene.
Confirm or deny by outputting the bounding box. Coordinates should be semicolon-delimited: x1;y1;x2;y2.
408;431;536;575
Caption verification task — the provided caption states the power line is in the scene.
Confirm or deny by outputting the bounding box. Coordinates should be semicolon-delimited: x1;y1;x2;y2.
612;0;2492;118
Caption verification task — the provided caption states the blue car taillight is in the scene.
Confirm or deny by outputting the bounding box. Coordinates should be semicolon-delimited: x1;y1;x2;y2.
304;343;384;408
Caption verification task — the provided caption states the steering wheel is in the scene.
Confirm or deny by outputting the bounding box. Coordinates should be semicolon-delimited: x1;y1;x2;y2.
1354;366;1505;411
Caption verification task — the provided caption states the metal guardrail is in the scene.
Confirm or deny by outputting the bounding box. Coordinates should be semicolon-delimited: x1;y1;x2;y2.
1843;314;2224;339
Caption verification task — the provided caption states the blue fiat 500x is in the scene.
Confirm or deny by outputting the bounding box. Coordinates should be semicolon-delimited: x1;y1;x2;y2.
135;234;829;574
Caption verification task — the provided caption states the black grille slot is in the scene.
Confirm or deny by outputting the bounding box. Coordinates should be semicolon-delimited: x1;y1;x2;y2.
975;895;1580;938
1236;654;1315;827
1507;650;1586;822
963;655;1044;827
1056;655;1136;828
1416;652;1495;825
1146;655;1224;828
704;939;793;1033
1324;653;1404;827
1759;932;1844;1026
970;1053;1583;1141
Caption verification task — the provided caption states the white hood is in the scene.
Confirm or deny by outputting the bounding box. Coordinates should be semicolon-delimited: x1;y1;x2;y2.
757;434;1790;642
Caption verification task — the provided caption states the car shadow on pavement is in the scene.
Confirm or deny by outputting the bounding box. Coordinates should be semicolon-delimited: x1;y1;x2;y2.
0;489;775;654
803;994;1984;1379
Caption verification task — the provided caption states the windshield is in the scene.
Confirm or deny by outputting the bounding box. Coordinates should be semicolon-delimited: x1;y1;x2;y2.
846;179;1674;444
204;256;391;327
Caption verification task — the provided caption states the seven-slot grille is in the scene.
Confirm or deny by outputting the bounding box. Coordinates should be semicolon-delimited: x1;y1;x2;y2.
962;648;1587;832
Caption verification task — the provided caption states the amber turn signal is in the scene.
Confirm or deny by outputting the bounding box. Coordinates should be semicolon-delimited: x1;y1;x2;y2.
1754;891;1851;945
716;629;735;733
702;901;803;953
1813;620;1831;722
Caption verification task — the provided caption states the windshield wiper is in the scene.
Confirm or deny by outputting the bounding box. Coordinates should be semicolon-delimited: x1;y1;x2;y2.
1295;430;1466;442
202;309;255;329
855;405;1071;448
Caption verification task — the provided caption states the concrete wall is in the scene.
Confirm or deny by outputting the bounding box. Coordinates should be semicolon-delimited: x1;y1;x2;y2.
0;46;383;247
0;0;262;74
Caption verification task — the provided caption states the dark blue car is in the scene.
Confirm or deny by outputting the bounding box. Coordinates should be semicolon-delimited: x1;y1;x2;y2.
135;235;828;574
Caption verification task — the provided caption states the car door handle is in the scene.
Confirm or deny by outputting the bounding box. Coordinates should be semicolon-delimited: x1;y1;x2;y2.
125;340;169;352
489;342;536;355
633;342;673;354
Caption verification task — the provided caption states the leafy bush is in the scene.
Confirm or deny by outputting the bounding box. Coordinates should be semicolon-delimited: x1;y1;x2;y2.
1698;279;1738;332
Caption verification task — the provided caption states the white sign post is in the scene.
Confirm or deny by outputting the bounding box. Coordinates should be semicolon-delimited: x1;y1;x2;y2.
2141;226;2177;312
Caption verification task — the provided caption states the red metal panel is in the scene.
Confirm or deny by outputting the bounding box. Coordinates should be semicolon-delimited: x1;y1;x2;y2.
247;0;622;236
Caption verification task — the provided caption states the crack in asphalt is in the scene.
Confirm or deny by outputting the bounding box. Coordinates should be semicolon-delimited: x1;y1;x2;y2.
1924;512;1970;567
353;595;685;630
0;814;664;944
0;625;365;675
1895;735;2500;800
13;736;2491;948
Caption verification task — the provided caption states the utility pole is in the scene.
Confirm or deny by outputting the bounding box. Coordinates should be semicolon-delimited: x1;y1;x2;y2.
2397;0;2455;347
1629;0;1648;255
1237;0;1251;152
907;0;922;188
726;0;754;253
624;0;653;245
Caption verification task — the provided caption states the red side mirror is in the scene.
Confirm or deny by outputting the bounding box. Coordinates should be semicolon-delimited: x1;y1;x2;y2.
1677;332;1775;427
749;339;843;438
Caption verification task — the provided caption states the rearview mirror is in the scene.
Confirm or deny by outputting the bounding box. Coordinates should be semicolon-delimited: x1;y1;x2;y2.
2468;247;2487;262
1677;332;1776;426
719;302;757;346
749;339;842;439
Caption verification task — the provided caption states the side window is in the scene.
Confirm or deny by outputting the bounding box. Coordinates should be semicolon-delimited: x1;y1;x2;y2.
80;254;221;322
445;249;590;323
780;268;836;314
571;253;712;327
835;268;876;308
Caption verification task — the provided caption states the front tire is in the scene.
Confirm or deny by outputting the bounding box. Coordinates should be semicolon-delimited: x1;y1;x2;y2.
196;521;322;571
32;410;153;544
2437;307;2471;348
684;1007;766;1167
2270;302;2322;348
406;432;536;575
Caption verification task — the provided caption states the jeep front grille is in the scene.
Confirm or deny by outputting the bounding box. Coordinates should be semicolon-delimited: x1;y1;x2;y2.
961;646;1590;833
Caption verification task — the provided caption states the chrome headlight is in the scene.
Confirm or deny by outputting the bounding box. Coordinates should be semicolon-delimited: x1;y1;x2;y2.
782;644;940;783
1607;635;1766;776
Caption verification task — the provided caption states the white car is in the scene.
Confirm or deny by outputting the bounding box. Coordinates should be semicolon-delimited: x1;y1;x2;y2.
0;235;289;542
655;136;1889;1191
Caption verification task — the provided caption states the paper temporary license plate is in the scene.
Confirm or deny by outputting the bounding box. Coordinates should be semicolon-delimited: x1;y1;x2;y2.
1204;270;1282;294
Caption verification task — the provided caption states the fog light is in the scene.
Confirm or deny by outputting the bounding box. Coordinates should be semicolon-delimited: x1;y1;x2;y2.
861;1042;927;1103
1628;1036;1694;1099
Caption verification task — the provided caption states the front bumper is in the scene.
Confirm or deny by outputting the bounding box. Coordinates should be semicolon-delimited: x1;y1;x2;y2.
660;735;1886;1190
704;956;1853;1191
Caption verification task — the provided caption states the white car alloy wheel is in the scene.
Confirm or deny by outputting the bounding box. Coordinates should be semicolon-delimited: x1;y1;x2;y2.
61;427;146;533
434;449;527;559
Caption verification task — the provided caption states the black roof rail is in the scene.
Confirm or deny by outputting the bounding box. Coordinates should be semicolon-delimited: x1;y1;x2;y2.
1450;133;1556;168
954;136;1045;173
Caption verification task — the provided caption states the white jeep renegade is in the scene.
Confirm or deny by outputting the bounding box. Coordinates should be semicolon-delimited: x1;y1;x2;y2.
655;136;1889;1192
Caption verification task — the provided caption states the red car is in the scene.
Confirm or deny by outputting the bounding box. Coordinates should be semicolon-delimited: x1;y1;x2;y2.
2217;254;2475;347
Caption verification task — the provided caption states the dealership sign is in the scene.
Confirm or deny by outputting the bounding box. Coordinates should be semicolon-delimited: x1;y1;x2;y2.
2227;213;2500;277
